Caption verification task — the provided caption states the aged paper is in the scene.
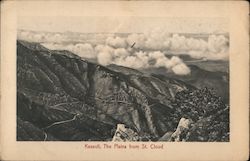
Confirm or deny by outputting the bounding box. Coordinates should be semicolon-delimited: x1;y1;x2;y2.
1;1;249;160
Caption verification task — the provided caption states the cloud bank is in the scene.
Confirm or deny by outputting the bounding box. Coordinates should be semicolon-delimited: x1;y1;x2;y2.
42;43;96;59
125;29;229;60
94;45;190;75
17;28;229;75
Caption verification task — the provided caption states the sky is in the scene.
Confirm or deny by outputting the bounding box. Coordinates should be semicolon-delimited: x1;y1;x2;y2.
18;16;229;34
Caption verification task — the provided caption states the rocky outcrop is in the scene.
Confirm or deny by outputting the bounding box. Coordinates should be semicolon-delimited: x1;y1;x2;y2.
112;124;139;141
170;118;193;141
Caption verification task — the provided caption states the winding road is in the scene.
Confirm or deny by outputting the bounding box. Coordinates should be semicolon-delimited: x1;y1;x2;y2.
43;113;80;130
43;113;80;141
50;101;80;108
43;131;48;141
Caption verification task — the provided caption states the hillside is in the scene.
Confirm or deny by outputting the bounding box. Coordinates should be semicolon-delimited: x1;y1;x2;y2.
167;65;229;103
17;40;229;141
144;65;229;103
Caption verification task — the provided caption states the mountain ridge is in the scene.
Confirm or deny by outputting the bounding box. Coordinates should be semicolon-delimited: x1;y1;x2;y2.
17;40;229;141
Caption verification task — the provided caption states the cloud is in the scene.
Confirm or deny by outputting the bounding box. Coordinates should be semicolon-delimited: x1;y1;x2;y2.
172;63;191;75
42;43;96;59
150;54;190;75
18;31;43;42
17;29;229;75
18;31;68;43
121;51;151;69
125;29;228;60
94;45;190;75
127;33;146;49
71;43;96;59
106;36;127;48
95;45;114;65
208;34;228;53
18;29;229;61
17;30;110;45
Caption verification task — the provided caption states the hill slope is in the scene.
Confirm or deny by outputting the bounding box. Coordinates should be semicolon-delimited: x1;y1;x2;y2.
17;40;229;141
144;64;229;103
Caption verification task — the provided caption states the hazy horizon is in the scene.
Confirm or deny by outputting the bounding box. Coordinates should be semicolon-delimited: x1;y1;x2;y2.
18;17;229;34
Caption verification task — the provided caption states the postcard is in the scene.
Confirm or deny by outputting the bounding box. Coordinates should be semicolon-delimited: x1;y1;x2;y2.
0;1;249;160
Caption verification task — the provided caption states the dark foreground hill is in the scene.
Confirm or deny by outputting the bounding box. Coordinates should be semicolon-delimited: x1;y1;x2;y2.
17;40;229;141
166;65;229;103
143;65;229;103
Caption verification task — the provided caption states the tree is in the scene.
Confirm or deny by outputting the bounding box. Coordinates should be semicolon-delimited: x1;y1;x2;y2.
172;87;229;141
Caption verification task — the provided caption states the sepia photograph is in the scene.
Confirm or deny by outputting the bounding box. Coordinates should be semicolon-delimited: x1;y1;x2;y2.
17;17;229;142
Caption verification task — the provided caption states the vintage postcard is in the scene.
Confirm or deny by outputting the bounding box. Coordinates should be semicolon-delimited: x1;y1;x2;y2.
0;1;249;160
